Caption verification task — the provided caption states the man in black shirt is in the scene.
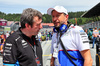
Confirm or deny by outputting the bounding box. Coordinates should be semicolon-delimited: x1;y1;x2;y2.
3;8;43;66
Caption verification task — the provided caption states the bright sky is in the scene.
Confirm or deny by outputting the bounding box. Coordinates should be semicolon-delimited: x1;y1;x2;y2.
0;0;100;14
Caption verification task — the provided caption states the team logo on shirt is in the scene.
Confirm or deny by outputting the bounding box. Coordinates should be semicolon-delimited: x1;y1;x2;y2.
15;36;20;41
79;31;89;44
79;30;84;32
22;40;26;43
4;43;12;53
21;40;28;48
6;43;12;46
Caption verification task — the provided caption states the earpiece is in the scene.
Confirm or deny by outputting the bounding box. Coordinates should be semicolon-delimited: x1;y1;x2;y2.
53;24;68;33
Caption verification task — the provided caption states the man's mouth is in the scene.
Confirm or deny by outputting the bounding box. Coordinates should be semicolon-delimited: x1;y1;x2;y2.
54;22;60;26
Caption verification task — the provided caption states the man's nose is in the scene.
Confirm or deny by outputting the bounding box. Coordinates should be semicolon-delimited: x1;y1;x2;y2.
53;17;57;22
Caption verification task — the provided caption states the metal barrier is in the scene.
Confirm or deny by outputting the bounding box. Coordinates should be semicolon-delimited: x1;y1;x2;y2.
80;21;100;30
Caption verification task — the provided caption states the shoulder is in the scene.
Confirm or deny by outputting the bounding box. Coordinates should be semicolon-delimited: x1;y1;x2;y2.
70;25;84;33
6;31;21;42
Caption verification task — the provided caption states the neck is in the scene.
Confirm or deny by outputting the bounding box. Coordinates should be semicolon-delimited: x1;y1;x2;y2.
62;21;68;26
20;28;32;38
64;21;68;25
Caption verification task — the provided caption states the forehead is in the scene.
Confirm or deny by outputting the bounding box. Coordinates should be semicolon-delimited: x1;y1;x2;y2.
51;10;62;15
33;16;42;24
34;16;40;21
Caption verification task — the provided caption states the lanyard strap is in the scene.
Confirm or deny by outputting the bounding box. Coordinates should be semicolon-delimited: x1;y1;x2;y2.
56;33;60;48
26;40;37;58
27;41;41;66
59;37;77;66
30;45;37;58
28;42;37;58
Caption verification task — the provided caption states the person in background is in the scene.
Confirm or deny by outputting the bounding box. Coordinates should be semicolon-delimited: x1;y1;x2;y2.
47;5;93;66
98;28;100;38
49;31;52;40
92;27;99;48
45;30;48;41
1;33;5;44
38;32;42;41
0;33;5;54
9;30;15;35
6;31;9;38
0;36;1;44
87;29;93;40
0;36;3;53
3;8;43;66
99;28;100;35
85;29;88;34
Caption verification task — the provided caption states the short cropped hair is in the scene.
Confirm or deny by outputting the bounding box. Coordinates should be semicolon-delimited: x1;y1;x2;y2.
20;8;42;28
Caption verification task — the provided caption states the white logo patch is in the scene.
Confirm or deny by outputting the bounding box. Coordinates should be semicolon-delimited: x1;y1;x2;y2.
6;43;12;46
21;40;28;48
22;40;26;43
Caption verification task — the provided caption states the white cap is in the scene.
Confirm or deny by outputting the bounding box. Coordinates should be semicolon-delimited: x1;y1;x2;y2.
47;5;68;15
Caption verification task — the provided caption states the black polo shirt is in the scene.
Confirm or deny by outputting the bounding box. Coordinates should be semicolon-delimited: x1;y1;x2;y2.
3;28;43;66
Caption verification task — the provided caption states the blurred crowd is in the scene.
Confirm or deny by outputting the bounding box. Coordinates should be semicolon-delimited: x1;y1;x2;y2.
0;30;15;54
85;27;100;40
85;27;100;48
0;27;99;54
37;30;53;41
0;30;53;55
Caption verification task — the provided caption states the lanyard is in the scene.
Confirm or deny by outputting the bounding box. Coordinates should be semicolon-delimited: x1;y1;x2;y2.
27;40;41;66
56;33;60;48
29;44;37;58
27;40;37;58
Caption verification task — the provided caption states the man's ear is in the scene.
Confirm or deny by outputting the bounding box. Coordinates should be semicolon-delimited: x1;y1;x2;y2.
65;15;69;21
25;23;31;28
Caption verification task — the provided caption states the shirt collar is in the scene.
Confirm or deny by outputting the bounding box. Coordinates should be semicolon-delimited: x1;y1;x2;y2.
17;28;39;46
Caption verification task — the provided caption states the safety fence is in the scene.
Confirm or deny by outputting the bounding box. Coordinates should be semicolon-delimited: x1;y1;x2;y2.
80;21;100;30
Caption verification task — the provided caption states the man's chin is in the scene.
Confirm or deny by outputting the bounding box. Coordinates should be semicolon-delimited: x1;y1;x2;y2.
55;25;61;28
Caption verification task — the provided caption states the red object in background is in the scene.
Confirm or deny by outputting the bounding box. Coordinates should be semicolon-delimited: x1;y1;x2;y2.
0;21;7;26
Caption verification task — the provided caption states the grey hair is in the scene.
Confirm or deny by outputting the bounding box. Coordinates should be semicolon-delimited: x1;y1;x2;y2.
20;8;42;28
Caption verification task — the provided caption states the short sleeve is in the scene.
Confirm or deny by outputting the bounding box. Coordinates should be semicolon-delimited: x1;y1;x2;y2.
73;26;90;51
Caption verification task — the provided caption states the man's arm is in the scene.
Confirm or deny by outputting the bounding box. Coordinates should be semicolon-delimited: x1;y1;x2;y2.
80;49;93;66
50;55;55;66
